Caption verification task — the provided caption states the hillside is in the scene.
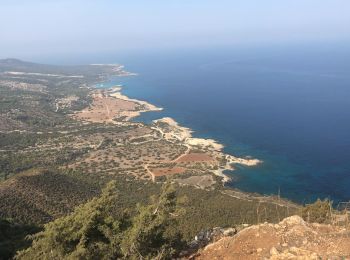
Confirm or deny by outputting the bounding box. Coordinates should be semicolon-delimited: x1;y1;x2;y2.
0;59;306;258
0;169;99;223
192;215;350;259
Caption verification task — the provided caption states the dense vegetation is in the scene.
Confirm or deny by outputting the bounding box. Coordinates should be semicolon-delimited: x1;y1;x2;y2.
0;219;40;260
15;182;184;259
0;168;296;230
0;169;100;224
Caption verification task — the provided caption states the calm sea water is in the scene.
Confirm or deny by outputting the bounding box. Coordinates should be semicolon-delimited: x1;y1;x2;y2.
54;46;350;203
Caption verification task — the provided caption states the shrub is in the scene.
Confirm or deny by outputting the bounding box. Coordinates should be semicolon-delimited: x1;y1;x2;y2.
15;182;183;260
301;199;332;223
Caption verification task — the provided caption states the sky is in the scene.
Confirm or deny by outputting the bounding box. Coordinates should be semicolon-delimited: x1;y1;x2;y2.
1;0;350;59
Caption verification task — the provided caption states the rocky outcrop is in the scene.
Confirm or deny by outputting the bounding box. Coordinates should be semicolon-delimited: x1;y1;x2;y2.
191;215;350;259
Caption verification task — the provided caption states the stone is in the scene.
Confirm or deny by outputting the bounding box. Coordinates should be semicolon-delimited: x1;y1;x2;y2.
270;247;279;255
223;227;236;236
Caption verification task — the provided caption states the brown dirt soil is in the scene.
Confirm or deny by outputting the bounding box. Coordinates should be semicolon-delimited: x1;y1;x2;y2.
72;92;138;123
192;215;350;260
176;153;214;163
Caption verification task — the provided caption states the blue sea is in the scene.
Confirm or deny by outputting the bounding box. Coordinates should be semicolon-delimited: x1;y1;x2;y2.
50;45;350;204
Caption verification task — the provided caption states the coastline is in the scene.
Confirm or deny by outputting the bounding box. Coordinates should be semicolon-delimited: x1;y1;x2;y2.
151;117;261;183
94;83;262;185
108;86;163;120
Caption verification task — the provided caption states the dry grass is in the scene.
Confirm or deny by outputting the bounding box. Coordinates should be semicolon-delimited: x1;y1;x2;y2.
72;91;139;123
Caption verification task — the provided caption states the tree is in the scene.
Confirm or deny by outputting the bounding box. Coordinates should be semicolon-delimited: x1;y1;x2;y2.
121;183;182;259
301;199;332;223
0;219;39;260
16;181;123;260
16;182;183;260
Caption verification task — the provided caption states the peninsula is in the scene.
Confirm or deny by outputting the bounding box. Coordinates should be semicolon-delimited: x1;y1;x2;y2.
71;83;261;185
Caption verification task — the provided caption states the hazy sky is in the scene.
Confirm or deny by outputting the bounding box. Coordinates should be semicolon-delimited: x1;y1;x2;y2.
1;0;350;58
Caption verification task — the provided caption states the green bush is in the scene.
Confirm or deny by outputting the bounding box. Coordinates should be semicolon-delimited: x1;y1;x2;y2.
301;199;332;223
15;182;183;260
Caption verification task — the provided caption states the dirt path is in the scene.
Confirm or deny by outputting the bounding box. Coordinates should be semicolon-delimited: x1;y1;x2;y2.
103;99;111;118
144;164;155;182
171;144;191;162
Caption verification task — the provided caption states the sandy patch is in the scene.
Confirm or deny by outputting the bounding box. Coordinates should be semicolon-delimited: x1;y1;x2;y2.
109;88;162;113
176;174;216;189
72;87;162;124
72;92;138;123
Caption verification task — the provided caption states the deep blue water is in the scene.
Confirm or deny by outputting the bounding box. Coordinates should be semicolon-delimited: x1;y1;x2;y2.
59;46;350;203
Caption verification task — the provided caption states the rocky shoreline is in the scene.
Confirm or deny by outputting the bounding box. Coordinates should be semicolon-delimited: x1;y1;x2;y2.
100;83;262;185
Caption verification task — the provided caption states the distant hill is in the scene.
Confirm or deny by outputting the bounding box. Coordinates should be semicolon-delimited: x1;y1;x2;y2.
0;58;33;65
0;58;67;74
0;58;123;77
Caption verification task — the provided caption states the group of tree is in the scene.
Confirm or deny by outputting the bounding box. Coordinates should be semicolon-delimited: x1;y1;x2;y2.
15;181;185;260
0;219;39;260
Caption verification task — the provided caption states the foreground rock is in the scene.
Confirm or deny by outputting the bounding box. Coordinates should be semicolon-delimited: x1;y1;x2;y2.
191;215;350;259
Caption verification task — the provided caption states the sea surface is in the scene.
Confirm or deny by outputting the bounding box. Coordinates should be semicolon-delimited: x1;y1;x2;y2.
51;45;350;204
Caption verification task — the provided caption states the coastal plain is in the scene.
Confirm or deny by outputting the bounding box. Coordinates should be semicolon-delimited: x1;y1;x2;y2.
70;85;261;184
0;58;298;242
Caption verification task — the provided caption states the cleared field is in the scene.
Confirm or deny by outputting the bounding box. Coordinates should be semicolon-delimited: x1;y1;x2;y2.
72;91;139;123
176;152;214;162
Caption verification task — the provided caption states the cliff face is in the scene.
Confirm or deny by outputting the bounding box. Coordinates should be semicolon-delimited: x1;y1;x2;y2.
192;215;350;259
